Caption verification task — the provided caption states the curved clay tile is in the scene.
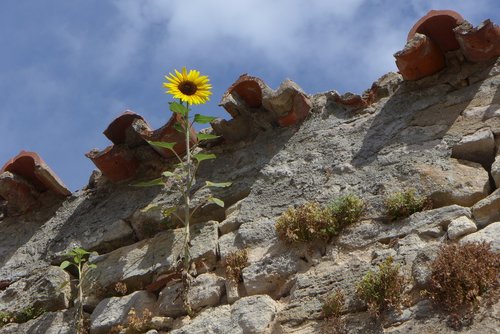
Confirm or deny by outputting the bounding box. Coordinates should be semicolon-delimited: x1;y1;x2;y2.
103;110;152;147
408;10;464;52
226;74;265;109
142;113;198;159
0;151;71;196
86;145;140;183
395;33;446;81
454;19;500;62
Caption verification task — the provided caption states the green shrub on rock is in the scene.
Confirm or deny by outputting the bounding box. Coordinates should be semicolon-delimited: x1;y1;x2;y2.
356;257;406;318
276;195;365;243
384;188;431;220
276;202;337;242
322;289;347;334
328;194;365;229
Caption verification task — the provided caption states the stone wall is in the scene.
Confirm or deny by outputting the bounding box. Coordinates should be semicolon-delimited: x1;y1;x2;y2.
1;10;499;334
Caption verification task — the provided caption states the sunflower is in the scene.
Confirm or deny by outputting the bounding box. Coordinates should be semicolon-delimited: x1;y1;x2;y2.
163;67;212;105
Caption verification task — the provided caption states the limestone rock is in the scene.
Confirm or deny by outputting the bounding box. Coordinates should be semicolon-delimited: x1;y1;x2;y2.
451;127;496;166
0;309;77;334
471;188;500;227
156;280;186;318
170;295;278;334
417;159;490;207
492;154;500;188
460;222;500;251
278;258;370;330
447;215;477;240
129;204;166;240
187;273;225;311
0;266;71;314
219;218;278;259
90;290;157;334
242;243;310;298
84;221;218;295
231;295;279;334
339;205;470;249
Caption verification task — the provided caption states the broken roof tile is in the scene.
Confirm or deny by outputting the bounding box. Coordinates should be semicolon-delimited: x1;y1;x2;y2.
0;151;71;196
394;33;446;81
103;110;152;147
142;113;198;159
408;9;464;52
454;19;500;62
223;74;268;111
86;145;140;183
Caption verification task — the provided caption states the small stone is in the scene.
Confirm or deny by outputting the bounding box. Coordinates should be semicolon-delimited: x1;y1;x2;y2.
460;222;500;251
156;280;186;318
225;280;241;304
451;128;496;166
90;290;157;334
492;155;500;188
447;216;477;240
187;273;225;311
0;266;71;314
472;189;500;227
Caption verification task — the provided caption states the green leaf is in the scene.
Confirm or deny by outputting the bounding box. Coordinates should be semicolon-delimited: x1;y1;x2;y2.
205;181;232;188
169;102;188;116
88;264;97;269
194;114;217;124
193;153;216;163
132;178;164;187
147;141;176;150
208;197;225;207
73;247;91;255
173;122;184;133
140;203;159;213
197;133;220;141
162;171;177;178
59;281;69;290
60;261;71;270
162;207;177;218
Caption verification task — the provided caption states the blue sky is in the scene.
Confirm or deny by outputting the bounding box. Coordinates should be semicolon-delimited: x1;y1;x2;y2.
1;1;499;191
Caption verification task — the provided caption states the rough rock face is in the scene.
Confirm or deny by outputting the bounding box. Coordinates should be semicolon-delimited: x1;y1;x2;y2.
1;10;500;334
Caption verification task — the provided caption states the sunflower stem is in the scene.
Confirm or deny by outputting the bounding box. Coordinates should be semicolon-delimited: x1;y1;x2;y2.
183;100;191;273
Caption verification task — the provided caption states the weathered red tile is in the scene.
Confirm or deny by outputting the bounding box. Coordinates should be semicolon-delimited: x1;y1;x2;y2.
224;74;266;110
395;33;446;81
142;113;198;159
1;151;71;196
86;145;140;182
408;10;465;52
103;110;152;147
454;19;500;62
277;92;312;127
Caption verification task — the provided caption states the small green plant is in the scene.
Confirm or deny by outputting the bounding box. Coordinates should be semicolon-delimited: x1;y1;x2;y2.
384;188;430;220
13;306;44;323
426;242;499;328
276;202;337;242
328;194;364;229
225;249;249;282
0;306;44;328
0;311;12;327
322;289;347;334
276;195;364;243
356;257;406;318
60;247;97;334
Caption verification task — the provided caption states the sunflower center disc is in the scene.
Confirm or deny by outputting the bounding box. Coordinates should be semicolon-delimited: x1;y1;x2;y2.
179;81;198;96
